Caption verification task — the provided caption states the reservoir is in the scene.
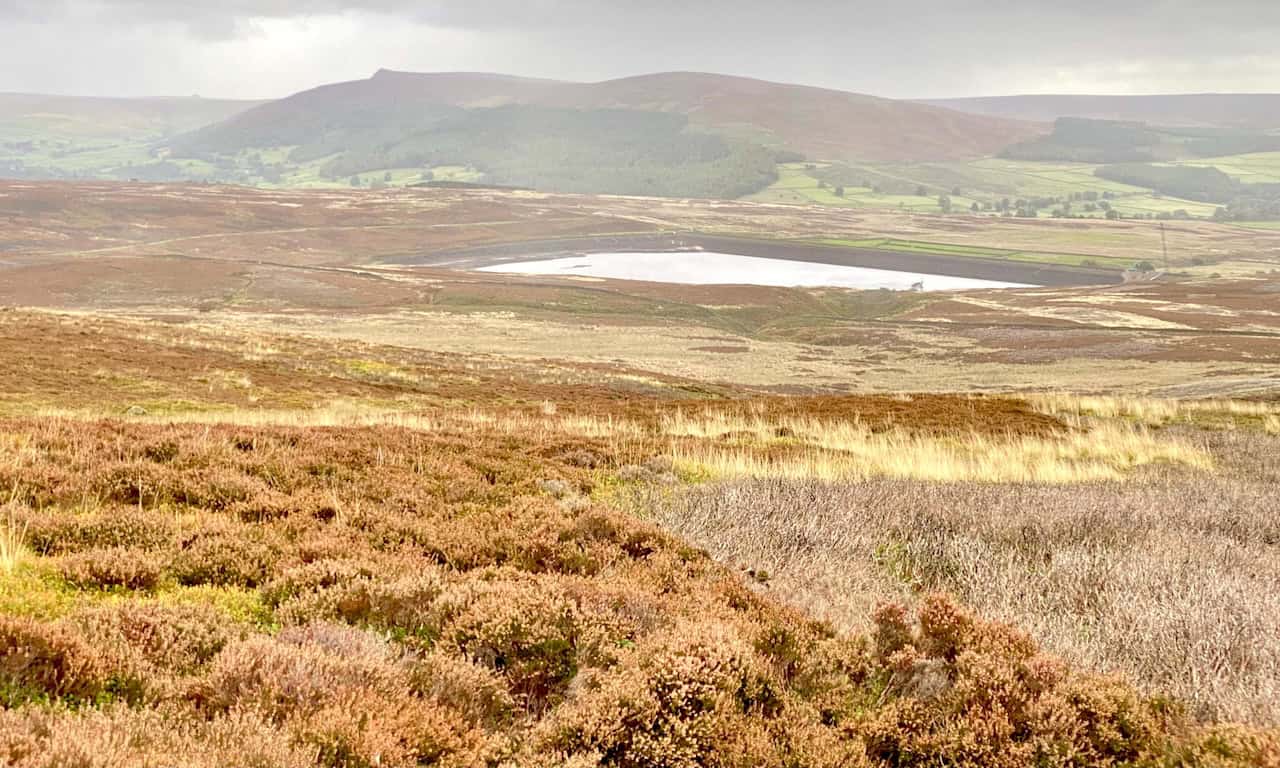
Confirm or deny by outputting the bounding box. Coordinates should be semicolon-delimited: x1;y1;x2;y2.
477;251;1036;291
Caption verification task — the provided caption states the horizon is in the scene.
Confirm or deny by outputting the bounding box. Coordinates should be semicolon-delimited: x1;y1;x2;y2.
5;68;1280;104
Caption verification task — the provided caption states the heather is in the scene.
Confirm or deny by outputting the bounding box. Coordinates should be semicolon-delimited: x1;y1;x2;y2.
0;418;1275;767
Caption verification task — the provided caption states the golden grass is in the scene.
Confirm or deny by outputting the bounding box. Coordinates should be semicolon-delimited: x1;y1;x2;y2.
663;412;1212;484
0;505;30;576
1267;414;1280;436
1032;393;1280;428
30;399;1217;485
34;403;439;430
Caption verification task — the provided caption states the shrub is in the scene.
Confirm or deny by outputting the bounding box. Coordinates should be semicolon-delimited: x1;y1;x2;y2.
195;625;408;718
230;489;342;524
260;558;378;609
537;623;794;767
438;578;581;712
409;650;517;728
273;571;447;636
0;617;108;706
92;462;263;512
861;596;1169;768
169;523;288;587
196;623;488;767
0;706;315;768
290;691;489;768
22;510;175;555
70;602;236;677
58;547;163;591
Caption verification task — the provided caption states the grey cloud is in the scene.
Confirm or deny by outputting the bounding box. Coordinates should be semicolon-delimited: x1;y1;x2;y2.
1;0;1278;98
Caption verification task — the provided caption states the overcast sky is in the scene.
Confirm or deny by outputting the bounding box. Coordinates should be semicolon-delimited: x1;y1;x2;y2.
3;1;1279;100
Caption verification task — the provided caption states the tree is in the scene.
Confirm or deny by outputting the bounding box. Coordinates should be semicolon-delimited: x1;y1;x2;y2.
349;176;362;187
383;171;393;183
971;202;981;213
834;186;846;197
1134;260;1157;272
1105;209;1121;220
915;185;928;197
938;194;952;213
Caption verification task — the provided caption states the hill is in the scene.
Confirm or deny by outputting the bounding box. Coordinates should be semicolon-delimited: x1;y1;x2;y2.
186;70;1045;163
168;70;1046;198
525;71;1045;163
0;93;262;183
921;94;1280;131
0;93;261;141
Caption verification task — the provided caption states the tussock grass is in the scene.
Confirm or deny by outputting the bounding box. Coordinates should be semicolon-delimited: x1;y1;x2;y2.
1032;393;1280;428
38;401;1212;485
0;507;29;576
664;412;1212;484
33;390;1223;487
36;402;439;430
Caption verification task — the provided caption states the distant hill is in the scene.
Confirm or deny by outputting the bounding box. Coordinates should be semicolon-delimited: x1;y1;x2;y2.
0;93;264;184
178;70;1046;166
920;94;1280;131
1000;116;1280;164
0;93;261;140
528;72;1045;163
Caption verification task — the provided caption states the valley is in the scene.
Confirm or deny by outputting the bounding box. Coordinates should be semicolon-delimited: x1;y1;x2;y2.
2;68;1280;767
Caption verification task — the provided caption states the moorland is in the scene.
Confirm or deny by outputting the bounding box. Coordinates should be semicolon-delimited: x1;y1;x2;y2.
0;171;1278;766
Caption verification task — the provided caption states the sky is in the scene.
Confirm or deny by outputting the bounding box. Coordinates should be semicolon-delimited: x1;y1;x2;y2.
2;1;1279;100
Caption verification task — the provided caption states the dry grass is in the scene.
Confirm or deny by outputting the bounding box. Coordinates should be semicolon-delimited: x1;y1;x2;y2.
0;507;28;576
1032;393;1280;428
663;410;1213;483
639;430;1280;725
41;399;1214;486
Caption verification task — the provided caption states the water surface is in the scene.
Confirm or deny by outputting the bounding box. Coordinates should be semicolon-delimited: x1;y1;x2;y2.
478;251;1035;291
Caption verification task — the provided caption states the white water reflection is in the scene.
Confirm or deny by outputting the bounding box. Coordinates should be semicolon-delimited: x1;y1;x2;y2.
478;251;1034;291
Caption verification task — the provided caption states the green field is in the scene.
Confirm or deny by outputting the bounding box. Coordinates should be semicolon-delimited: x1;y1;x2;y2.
1171;151;1280;184
749;164;981;212
750;159;1224;219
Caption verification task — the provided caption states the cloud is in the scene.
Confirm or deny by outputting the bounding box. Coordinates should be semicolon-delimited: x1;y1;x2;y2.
0;1;1278;97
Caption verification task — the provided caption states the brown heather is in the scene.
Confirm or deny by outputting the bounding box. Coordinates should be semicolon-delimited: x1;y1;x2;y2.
0;417;1274;766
